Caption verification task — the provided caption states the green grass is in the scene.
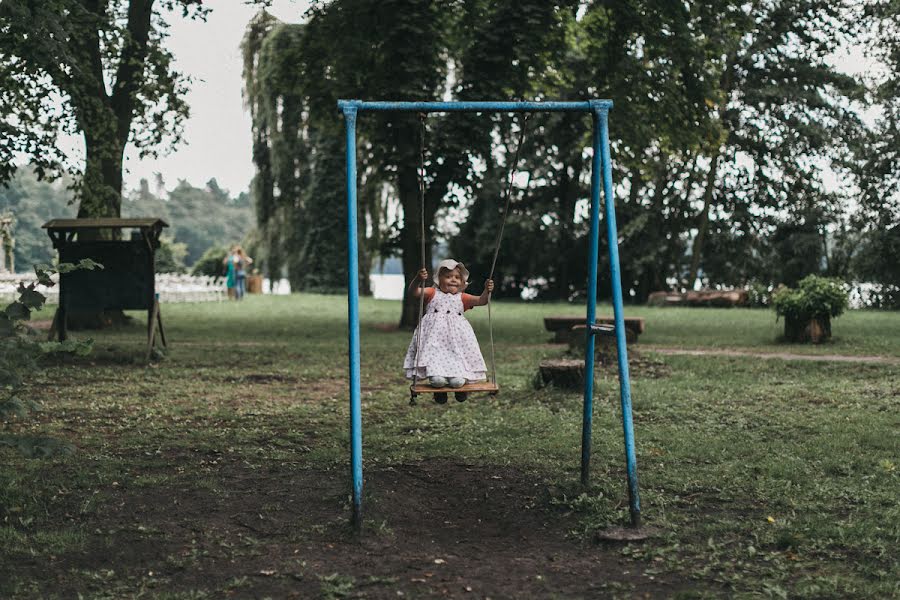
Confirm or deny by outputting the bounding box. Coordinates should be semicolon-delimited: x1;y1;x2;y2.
2;295;899;598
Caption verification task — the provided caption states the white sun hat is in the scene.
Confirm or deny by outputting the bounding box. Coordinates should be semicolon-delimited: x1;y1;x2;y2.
433;258;470;286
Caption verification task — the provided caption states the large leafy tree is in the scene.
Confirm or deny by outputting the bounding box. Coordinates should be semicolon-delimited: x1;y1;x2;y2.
245;0;880;314
0;0;206;218
243;0;450;313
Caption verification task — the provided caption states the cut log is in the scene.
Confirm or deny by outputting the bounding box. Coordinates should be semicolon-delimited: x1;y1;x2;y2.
784;315;831;344
538;359;585;389
646;289;749;308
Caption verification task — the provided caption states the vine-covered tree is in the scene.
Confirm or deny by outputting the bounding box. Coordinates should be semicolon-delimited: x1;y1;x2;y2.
242;1;450;316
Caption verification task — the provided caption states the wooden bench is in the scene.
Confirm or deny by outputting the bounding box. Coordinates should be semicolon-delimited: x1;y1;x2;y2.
543;316;645;344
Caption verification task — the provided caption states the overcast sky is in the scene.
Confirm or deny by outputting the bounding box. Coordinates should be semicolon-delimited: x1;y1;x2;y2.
120;0;309;197
65;1;877;198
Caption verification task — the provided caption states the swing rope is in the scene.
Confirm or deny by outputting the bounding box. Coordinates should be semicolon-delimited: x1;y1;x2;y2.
486;114;530;385
411;113;428;390
411;112;530;391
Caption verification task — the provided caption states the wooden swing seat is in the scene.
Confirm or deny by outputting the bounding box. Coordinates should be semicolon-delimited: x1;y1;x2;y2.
410;381;499;396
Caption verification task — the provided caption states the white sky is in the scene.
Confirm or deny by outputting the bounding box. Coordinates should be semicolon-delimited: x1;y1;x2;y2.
123;0;309;196
49;2;880;199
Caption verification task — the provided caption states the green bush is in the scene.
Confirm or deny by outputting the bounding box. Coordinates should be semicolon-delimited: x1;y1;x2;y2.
772;275;849;322
155;237;189;274
191;245;229;279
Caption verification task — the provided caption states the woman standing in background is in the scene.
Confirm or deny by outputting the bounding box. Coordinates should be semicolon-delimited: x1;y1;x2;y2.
224;245;253;300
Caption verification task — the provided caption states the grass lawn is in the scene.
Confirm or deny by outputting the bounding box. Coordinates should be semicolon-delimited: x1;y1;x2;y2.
2;295;898;599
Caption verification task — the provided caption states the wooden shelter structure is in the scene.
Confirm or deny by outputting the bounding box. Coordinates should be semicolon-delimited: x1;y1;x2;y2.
43;218;169;359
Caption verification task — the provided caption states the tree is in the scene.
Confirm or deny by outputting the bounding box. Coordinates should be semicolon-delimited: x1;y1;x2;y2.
0;0;207;218
243;1;450;309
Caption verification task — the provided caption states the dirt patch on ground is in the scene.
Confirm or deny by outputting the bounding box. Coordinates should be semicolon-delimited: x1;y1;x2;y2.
10;458;698;599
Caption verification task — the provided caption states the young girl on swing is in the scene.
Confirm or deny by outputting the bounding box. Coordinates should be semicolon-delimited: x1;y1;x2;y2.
403;259;494;404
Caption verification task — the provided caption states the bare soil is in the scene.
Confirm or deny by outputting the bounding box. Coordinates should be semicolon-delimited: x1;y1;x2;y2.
13;456;695;599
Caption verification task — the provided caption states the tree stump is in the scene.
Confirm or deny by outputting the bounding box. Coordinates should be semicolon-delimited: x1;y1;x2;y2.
784;315;831;343
538;359;585;389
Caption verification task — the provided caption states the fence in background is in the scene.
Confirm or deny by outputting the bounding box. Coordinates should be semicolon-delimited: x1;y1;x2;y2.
0;273;228;305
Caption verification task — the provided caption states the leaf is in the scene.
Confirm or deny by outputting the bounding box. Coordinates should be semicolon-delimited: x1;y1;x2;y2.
33;264;54;287
39;339;94;356
4;302;30;322
16;284;46;310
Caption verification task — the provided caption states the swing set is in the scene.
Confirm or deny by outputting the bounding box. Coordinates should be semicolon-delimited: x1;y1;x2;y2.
339;100;641;531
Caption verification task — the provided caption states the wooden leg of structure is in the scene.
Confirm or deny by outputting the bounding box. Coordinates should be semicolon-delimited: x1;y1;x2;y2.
156;303;167;348
146;301;160;362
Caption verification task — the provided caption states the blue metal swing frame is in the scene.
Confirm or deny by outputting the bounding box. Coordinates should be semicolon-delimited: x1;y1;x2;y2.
338;99;641;529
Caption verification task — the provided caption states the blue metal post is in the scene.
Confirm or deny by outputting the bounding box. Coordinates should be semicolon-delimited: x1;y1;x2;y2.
342;102;364;531
598;108;641;527
581;108;604;486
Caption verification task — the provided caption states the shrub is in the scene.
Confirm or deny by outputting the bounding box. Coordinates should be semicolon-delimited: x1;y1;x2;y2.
772;275;849;322
771;275;848;343
746;282;772;308
1;261;98;457
155;237;189;274
191;245;229;279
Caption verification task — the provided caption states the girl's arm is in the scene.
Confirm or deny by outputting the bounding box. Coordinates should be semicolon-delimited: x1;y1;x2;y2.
408;268;430;298
471;279;495;306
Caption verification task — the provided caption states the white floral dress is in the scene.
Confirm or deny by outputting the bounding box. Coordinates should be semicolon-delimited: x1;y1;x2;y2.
403;289;487;382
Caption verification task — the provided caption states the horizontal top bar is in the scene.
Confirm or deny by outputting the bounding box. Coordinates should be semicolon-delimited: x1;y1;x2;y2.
43;218;169;230
337;100;612;113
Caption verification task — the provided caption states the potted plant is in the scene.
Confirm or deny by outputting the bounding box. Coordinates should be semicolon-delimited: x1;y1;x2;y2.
772;275;849;343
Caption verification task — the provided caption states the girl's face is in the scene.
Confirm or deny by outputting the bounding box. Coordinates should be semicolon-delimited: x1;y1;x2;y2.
438;267;465;294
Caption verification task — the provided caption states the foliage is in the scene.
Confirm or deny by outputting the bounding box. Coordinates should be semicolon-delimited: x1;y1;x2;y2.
772;275;850;323
190;245;229;279
1;260;98;458
0;0;207;217
851;223;900;309
746;282;772;308
130;178;255;266
244;0;886;321
0;168;254;271
154;237;188;274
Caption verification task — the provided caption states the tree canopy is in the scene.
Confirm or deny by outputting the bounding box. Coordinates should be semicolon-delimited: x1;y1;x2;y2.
245;0;898;316
0;167;253;270
0;0;206;218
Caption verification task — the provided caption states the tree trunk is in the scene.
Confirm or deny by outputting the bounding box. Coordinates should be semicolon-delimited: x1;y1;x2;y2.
687;148;721;287
78;132;125;221
783;314;831;343
399;131;432;328
63;0;155;329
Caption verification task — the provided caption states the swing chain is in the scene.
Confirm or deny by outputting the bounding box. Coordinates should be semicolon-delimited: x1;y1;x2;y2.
411;113;428;397
487;113;531;385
